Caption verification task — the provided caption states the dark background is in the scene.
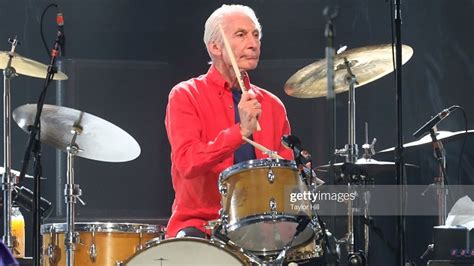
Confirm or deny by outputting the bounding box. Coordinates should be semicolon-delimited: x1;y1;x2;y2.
1;0;473;265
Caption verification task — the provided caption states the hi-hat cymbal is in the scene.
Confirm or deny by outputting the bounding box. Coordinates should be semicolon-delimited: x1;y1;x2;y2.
316;158;418;176
284;44;413;98
13;104;140;162
377;130;474;154
0;51;68;80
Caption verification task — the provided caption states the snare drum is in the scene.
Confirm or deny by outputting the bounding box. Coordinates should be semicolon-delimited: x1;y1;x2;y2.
123;237;252;265
219;159;315;255
41;222;164;265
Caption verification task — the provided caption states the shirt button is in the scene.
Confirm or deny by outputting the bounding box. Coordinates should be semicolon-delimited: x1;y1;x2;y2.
229;105;233;109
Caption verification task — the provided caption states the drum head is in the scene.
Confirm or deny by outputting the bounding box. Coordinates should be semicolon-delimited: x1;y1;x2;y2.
125;237;248;265
226;218;314;255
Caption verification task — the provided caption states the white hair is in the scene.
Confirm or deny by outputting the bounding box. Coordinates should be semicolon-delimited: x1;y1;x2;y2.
203;4;262;59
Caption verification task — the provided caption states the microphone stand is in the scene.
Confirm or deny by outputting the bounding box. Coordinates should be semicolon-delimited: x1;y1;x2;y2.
18;30;63;266
324;8;338;264
393;0;406;265
418;128;449;262
429;129;448;225
324;5;337;190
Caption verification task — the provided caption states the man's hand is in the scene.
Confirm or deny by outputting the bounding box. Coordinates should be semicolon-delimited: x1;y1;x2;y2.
238;90;261;137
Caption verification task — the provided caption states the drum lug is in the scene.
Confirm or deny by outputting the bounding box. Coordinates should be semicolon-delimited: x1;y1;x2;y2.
269;198;277;220
89;227;97;262
46;243;60;264
136;226;145;251
267;168;275;184
218;182;227;196
219;208;229;226
46;228;60;264
89;242;97;262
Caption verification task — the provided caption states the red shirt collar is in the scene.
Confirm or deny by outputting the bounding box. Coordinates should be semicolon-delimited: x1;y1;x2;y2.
206;65;252;91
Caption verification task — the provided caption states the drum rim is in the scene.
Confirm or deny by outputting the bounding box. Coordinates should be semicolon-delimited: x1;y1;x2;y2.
286;240;323;262
123;237;251;265
219;158;297;181
40;222;164;234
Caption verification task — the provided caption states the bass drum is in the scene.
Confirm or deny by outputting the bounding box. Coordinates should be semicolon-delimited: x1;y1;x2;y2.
122;237;252;266
41;222;164;266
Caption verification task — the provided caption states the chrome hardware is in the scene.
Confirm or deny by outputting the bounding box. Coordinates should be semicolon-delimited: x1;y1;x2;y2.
218;182;227;196
269;198;277;220
88;242;97;262
47;230;60;264
267;168;275;184
88;227;97;262
136;226;144;251
219;208;228;225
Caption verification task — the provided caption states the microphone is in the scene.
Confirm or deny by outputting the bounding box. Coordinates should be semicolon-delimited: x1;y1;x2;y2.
295;215;311;236
281;135;312;162
56;8;65;56
12;185;53;219
413;105;458;139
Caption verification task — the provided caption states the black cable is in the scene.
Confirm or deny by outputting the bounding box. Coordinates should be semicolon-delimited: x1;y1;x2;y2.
40;3;58;57
455;106;468;185
389;0;396;74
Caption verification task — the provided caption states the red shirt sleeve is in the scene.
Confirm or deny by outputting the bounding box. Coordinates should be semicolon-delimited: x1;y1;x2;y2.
165;82;244;179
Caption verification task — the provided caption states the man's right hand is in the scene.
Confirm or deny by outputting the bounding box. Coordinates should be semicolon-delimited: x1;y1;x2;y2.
238;90;261;137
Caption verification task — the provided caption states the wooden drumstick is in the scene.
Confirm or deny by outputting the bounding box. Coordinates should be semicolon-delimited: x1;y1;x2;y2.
218;24;261;131
242;136;283;159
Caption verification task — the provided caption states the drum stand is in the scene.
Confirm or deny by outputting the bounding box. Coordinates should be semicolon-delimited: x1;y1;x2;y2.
64;125;86;266
2;37;19;253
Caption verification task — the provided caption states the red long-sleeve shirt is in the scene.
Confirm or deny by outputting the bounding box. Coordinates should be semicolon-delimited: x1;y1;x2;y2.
164;65;293;238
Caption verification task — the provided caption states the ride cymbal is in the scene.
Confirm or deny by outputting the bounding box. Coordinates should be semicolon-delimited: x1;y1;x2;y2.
13;104;140;162
284;44;413;98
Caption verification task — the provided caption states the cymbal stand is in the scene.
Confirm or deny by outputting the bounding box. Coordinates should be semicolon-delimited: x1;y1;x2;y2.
65;125;86;266
361;123;376;257
2;37;19;253
334;58;370;265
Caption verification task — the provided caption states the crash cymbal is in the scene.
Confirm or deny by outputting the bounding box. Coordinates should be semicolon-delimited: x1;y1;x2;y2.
284;44;413;98
378;130;474;154
0;51;68;80
316;158;418;176
13;104;140;162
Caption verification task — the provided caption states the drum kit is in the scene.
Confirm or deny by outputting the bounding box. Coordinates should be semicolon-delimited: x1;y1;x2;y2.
125;43;422;265
1;33;469;265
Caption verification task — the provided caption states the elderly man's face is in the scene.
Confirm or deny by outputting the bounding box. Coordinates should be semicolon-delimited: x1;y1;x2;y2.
220;13;261;71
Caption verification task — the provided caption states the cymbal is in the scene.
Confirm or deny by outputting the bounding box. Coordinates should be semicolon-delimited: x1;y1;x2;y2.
284;44;413;98
378;130;474;154
0;51;68;80
13;104;140;162
316;158;418;176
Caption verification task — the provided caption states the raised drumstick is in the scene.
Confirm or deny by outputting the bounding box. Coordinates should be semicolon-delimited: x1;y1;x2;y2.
218;24;261;131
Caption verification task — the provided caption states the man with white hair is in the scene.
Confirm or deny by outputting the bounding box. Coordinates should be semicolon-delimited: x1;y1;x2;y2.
165;4;293;238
